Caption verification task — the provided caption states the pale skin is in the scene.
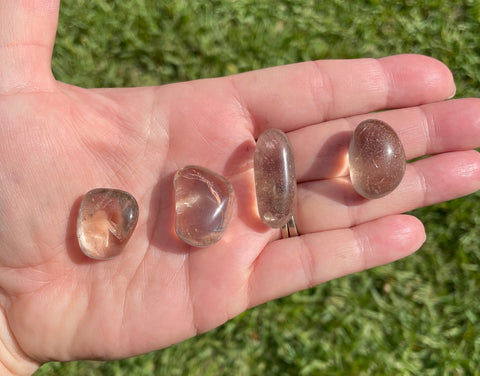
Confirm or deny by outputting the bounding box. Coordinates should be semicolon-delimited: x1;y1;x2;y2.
1;1;480;375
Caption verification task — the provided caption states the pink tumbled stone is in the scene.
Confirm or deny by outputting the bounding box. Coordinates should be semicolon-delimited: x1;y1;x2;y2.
174;165;235;247
77;188;139;260
349;119;406;199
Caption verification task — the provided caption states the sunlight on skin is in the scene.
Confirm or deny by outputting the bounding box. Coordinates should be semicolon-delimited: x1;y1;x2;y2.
1;2;480;376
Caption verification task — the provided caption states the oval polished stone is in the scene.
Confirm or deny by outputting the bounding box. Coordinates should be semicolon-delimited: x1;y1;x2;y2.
77;188;139;260
254;128;296;228
349;119;406;199
174;165;235;247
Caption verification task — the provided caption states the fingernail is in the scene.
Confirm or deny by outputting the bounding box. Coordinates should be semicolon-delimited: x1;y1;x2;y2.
448;84;456;99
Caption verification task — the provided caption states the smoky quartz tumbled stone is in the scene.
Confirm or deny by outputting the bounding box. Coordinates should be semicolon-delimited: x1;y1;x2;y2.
254;128;296;228
77;188;139;260
174;165;235;247
348;119;406;199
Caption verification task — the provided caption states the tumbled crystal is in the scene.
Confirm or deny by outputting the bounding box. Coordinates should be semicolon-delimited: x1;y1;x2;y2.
348;119;406;199
174;165;235;247
77;188;139;259
254;128;296;228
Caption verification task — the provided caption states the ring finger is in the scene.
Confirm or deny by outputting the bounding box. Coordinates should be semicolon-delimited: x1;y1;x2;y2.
295;149;480;234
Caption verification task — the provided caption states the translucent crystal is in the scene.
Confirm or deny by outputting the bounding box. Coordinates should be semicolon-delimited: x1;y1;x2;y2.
349;119;406;199
77;188;139;259
174;165;235;247
254;128;296;228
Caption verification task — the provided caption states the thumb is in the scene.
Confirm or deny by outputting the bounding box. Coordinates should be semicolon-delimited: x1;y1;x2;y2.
0;0;60;94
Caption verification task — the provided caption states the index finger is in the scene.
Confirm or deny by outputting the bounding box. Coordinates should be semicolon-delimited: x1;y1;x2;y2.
231;54;455;134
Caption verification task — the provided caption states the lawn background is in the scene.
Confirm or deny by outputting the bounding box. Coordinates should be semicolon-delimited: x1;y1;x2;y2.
35;0;480;375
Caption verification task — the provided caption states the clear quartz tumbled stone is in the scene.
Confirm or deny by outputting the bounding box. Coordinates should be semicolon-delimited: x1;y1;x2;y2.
174;165;235;247
77;188;139;260
254;128;296;228
348;119;406;199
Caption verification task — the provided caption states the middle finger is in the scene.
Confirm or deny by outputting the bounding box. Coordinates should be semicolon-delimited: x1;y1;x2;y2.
290;98;480;182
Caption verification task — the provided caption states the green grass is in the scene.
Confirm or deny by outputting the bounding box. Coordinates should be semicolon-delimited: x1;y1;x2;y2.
35;0;480;374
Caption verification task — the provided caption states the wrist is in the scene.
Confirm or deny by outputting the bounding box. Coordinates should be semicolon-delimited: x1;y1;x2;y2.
0;346;39;376
0;338;39;376
0;313;39;376
0;361;38;376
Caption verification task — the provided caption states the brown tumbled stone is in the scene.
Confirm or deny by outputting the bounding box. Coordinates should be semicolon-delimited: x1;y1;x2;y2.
77;188;139;260
349;119;406;199
254;129;296;228
174;165;235;247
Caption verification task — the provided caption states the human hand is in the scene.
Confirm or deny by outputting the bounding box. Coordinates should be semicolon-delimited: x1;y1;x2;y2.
2;2;480;375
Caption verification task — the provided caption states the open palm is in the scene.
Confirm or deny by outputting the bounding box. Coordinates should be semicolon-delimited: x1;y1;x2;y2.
2;2;480;375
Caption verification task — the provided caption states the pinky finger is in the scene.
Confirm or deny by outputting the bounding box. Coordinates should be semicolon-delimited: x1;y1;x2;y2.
248;215;426;307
